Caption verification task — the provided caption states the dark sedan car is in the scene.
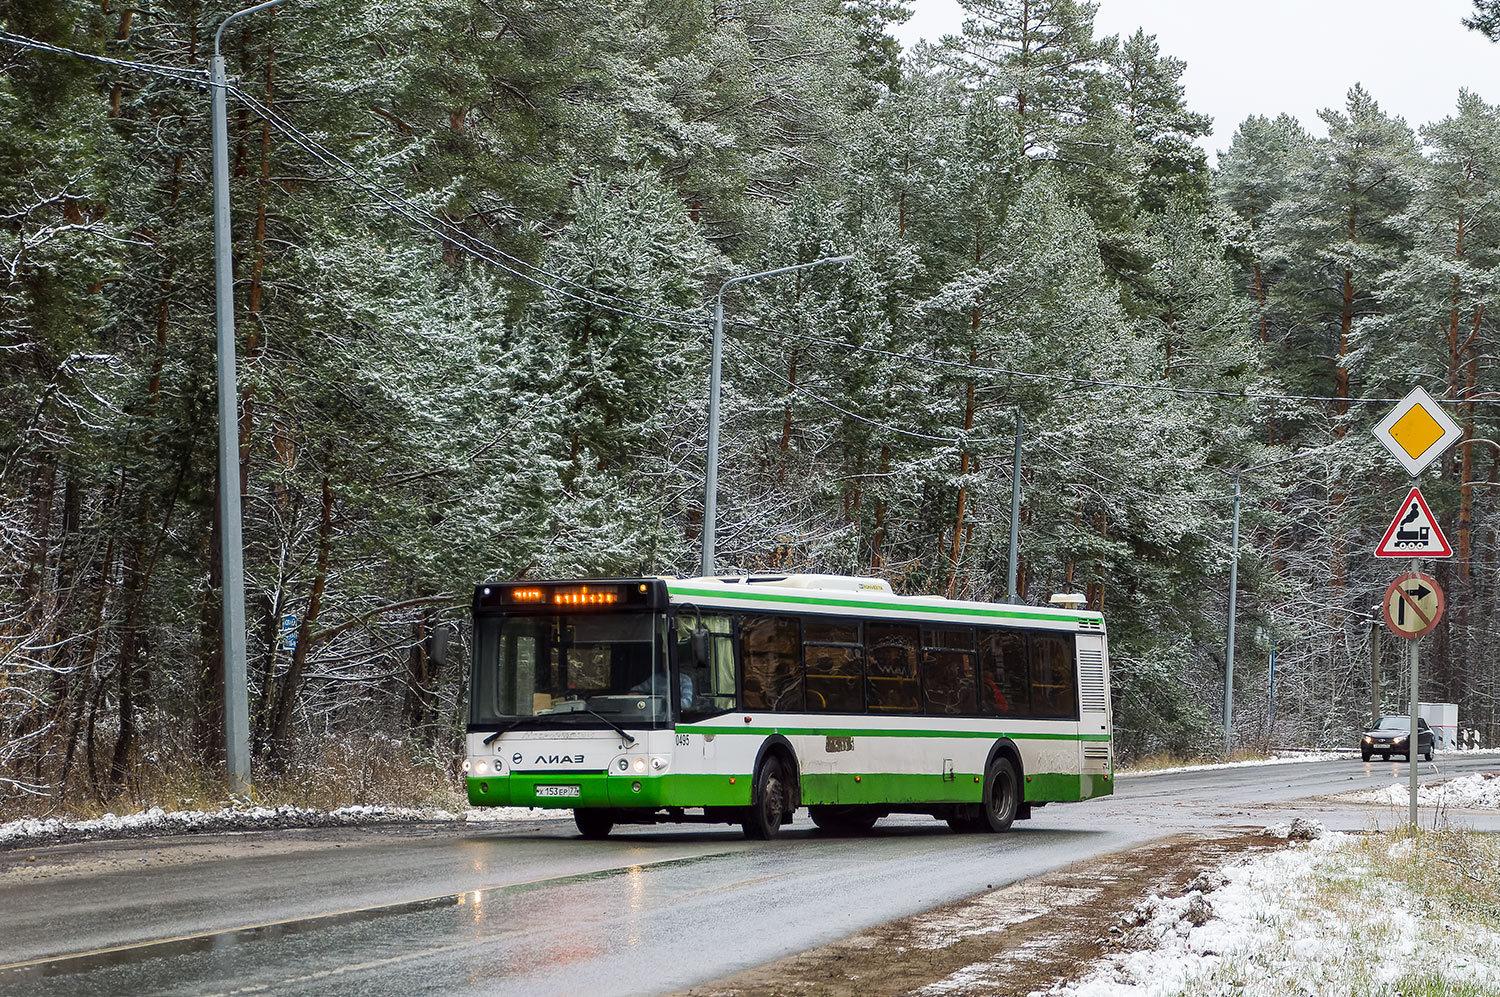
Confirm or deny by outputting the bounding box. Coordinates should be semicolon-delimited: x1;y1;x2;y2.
1361;715;1435;761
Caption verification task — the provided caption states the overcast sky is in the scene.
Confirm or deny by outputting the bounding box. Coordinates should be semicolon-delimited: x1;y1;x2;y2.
892;0;1498;155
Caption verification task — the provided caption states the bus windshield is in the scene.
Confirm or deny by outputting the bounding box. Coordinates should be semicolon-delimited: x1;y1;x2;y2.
470;612;670;727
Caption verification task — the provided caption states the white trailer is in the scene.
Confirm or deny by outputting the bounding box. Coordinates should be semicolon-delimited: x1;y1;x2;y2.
1418;702;1458;750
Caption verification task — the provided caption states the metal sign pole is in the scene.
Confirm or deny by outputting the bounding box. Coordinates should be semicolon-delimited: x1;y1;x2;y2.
1409;556;1419;829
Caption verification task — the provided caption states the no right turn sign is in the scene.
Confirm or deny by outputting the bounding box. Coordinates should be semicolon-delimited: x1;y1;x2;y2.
1382;571;1445;640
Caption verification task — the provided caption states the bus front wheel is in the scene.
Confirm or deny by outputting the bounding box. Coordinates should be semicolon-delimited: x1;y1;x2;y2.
742;757;789;840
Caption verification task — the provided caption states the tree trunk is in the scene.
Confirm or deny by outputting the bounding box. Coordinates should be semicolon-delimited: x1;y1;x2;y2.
266;474;334;770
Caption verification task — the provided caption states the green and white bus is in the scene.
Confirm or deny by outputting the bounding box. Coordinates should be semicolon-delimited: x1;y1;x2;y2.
465;574;1112;839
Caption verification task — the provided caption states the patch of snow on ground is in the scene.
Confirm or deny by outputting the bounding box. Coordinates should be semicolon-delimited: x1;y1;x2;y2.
1341;772;1500;809
0;802;571;846
1117;752;1345;778
461;806;574;823
909;886;1099;951
1033;829;1500;997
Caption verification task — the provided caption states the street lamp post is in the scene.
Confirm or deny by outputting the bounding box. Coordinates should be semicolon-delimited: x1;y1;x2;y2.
211;0;288;796
1219;441;1346;757
700;255;853;578
1224;476;1240;756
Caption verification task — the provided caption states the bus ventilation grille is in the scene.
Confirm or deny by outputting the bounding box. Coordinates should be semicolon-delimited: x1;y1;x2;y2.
1077;618;1103;631
1083;744;1110;760
1078;649;1108;714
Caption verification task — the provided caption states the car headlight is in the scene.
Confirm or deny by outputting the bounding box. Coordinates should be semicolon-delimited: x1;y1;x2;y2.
1363;736;1372;744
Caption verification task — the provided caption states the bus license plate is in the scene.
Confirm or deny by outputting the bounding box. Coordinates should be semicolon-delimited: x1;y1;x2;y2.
535;785;580;798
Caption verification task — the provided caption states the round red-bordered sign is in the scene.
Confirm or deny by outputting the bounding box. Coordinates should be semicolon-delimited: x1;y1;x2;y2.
1382;571;1445;640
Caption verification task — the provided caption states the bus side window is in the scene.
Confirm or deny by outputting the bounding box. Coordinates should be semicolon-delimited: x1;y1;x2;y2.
675;613;737;713
803;618;862;713
1029;633;1079;719
740;614;803;712
866;623;920;713
978;629;1029;717
921;627;976;715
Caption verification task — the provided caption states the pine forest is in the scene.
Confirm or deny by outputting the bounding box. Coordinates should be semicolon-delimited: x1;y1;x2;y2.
3;0;1500;812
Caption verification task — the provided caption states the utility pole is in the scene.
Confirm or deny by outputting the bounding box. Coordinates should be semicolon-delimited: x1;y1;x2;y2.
1006;408;1023;603
211;0;287;796
700;255;853;578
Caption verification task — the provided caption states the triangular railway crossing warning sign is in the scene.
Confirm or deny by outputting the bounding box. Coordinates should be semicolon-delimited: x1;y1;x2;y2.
1375;486;1452;558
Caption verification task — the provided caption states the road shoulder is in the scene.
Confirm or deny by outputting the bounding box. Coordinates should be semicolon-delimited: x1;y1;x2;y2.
679;830;1286;997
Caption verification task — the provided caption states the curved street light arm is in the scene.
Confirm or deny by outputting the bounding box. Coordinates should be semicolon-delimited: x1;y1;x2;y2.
701;254;854;578
215;0;289;59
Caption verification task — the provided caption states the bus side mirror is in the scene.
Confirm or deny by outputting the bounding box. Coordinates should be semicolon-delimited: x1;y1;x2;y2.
690;629;711;668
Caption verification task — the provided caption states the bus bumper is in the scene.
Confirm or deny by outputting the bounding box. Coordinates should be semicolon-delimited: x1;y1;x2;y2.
467;773;752;809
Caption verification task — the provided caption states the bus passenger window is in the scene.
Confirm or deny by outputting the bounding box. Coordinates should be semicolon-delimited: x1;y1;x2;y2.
804;618;863;713
978;629;1029;717
921;627;976;715
740;614;803;712
675;613;737;715
1030;633;1079;719
866;623;920;713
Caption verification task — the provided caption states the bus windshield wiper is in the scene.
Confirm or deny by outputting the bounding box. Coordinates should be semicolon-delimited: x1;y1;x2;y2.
581;707;637;746
483;718;527;745
482;710;637;746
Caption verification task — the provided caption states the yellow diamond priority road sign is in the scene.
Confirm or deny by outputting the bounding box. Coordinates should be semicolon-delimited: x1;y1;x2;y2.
1372;387;1461;477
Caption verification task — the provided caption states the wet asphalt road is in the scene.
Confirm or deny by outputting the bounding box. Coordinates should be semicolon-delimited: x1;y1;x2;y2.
3;752;1497;996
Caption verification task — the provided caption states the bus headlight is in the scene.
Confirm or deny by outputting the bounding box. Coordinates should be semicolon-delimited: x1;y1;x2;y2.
617;758;630;772
475;759;489;775
651;757;667;771
632;757;647;773
462;759;471;773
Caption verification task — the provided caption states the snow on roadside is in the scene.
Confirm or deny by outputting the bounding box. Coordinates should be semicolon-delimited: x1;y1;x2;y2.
1034;824;1500;997
1339;771;1500;809
0;803;571;847
1118;752;1345;778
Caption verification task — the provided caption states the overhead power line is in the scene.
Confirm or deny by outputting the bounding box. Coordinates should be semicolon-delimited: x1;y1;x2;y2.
726;340;1020;445
228;86;707;330
0;29;207;86
763;327;1491;407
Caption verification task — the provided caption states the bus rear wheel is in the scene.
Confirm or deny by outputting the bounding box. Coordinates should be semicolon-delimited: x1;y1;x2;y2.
574;809;614;839
980;756;1020;832
742;757;789;840
950;757;1020;833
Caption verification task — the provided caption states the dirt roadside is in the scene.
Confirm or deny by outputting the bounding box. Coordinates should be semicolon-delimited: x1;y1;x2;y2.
679;830;1289;997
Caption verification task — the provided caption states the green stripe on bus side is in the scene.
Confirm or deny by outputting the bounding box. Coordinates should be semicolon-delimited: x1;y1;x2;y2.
667;585;1096;626
688;725;1111;742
